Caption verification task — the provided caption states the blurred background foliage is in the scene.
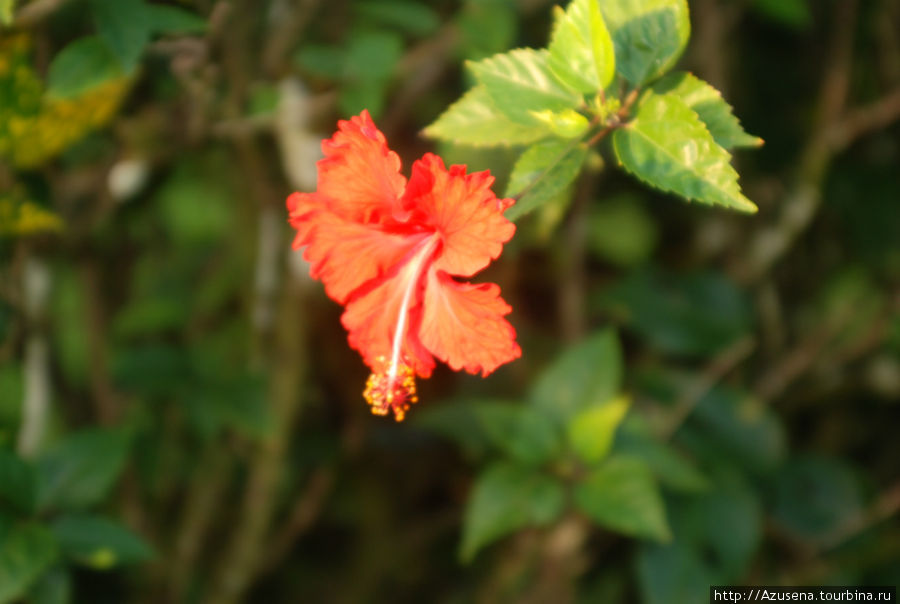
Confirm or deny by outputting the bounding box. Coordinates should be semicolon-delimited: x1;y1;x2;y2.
0;0;899;602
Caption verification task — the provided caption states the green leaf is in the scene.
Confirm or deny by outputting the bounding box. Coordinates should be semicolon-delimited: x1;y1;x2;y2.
616;417;709;493
529;328;622;426
0;523;58;604
415;399;560;464
671;385;786;475
0;450;36;515
470;402;561;465
90;0;150;72
573;456;670;541
772;456;864;543
652;72;762;149
423;85;552;147
637;541;715;604
601;0;690;86
461;462;564;561
355;1;440;37
51;514;153;569
0;0;16;26
46;37;125;99
28;566;71;604
340;31;403;118
468;48;582;126
144;4;207;34
36;428;131;511
547;0;615;93
504;138;588;221
613;92;757;212
568;396;630;464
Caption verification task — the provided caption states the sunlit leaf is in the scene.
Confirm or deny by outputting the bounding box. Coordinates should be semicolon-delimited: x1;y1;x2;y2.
567;395;631;464
613;92;757;212
547;0;615;93
652;72;762;149
424;85;552;147
468;48;582;126
601;0;690;86
504;138;588;220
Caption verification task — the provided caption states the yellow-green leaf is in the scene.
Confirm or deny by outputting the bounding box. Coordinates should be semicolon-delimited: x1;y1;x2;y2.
468;48;582;126
423;85;552;147
568;395;631;464
547;0;615;93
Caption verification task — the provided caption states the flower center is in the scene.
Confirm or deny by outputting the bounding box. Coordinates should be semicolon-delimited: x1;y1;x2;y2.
362;234;439;421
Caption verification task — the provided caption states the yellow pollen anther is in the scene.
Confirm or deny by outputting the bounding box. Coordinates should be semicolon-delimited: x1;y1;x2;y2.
363;355;418;421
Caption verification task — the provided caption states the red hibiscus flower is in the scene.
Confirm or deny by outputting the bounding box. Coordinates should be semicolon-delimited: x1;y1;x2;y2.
287;110;521;421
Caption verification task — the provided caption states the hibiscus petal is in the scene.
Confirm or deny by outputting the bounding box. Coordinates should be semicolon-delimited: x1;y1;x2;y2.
419;269;521;376
295;214;428;309
341;241;438;378
402;153;515;277
318;110;406;223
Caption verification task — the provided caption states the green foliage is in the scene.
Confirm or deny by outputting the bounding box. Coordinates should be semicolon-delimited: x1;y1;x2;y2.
613;92;757;212
89;0;206;72
27;566;71;604
461;462;564;561
0;449;37;515
567;395;630;464
573;455;670;541
529;328;622;426
547;0;615;94
341;31;403;117
638;480;762;603
771;456;864;543
427;0;758;219
602;268;753;356
600;0;690;86
505;139;587;220
0;523;58;604
467;48;582;127
36;428;132;511
423;86;552;147
47;36;124;99
615;418;709;493
652;72;763;149
51;514;153;569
